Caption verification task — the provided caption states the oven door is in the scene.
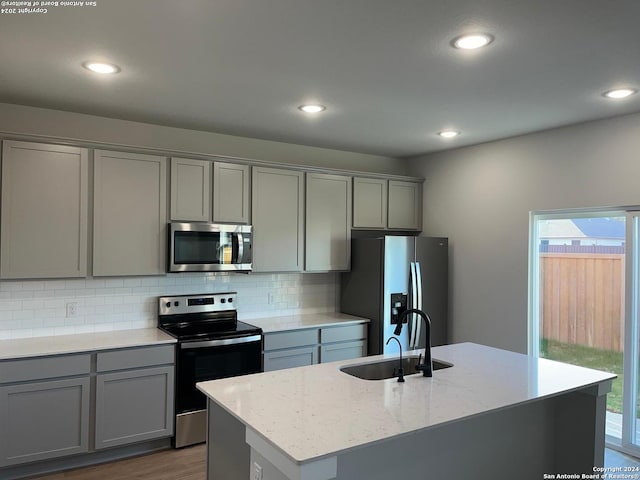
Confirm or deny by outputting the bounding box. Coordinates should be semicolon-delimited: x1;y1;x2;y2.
169;222;252;272
175;334;262;415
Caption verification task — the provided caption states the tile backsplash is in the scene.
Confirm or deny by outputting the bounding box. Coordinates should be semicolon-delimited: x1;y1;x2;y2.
0;272;338;340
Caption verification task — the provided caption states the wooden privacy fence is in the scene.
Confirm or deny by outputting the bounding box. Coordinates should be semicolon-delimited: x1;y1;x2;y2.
541;253;625;352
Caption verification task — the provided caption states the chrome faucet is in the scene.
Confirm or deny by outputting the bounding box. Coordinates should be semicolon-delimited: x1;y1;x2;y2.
385;336;405;382
394;308;433;377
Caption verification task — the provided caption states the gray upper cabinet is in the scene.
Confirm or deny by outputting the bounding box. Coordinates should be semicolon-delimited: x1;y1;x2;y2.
1;141;88;279
388;180;422;230
251;166;304;272
170;157;211;222
93;150;167;276
352;177;387;229
213;162;250;224
305;173;352;271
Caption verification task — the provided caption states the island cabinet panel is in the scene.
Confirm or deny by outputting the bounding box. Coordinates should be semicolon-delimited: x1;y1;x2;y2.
213;162;250;224
93;150;167;276
305;173;352;272
387;180;422;230
0;140;89;279
170;157;211;222
352;177;387;229
251;167;304;272
0;354;91;467
94;345;175;450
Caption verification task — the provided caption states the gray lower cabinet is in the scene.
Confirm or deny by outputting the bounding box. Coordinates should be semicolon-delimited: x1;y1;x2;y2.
263;322;368;372
0;345;175;469
95;366;174;450
0;355;91;467
263;346;319;372
95;345;174;450
320;341;367;363
319;324;367;363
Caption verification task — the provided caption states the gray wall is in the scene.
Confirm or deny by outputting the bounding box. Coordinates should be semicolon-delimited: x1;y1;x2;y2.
0;103;405;175
407;112;640;353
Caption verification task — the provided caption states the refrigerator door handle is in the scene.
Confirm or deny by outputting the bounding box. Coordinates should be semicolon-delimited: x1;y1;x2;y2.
415;261;423;348
409;262;418;348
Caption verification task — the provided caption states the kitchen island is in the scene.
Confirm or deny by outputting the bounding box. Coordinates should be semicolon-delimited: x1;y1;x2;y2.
197;342;616;480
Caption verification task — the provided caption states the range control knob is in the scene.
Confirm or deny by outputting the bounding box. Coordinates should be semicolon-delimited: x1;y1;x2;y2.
220;298;226;304
174;301;179;307
227;297;233;303
165;302;171;308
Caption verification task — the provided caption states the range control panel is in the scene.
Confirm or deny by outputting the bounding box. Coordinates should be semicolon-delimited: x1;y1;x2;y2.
390;293;408;325
158;292;237;316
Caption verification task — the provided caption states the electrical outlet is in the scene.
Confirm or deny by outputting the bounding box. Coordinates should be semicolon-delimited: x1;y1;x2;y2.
66;302;79;318
252;462;263;480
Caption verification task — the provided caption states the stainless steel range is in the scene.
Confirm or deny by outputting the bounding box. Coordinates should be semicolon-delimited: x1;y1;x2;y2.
158;292;262;448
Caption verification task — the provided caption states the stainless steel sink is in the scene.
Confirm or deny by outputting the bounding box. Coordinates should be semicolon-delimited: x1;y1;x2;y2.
340;355;453;380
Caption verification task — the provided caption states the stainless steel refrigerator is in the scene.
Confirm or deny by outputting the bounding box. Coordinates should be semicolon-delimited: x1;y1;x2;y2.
340;236;448;355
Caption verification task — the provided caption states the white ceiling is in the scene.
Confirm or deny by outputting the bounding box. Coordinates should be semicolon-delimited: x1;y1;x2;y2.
1;0;639;158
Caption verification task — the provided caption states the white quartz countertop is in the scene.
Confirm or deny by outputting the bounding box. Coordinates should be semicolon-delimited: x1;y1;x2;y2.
246;312;369;333
0;328;176;360
197;342;616;465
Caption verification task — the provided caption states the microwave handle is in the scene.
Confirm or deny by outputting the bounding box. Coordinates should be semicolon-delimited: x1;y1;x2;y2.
236;233;244;263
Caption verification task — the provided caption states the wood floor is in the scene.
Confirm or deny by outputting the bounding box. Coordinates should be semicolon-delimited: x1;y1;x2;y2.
29;444;206;480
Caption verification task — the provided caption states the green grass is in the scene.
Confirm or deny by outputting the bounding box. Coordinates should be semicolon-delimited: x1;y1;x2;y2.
541;338;623;413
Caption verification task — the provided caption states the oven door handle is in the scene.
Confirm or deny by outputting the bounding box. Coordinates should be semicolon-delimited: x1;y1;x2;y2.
180;335;262;349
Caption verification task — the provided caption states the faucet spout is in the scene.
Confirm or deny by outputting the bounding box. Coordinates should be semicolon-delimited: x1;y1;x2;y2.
385;336;405;382
395;308;433;377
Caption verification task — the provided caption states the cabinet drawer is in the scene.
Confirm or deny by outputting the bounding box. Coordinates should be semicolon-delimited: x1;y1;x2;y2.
320;324;367;344
320;340;367;364
97;345;175;372
263;329;318;351
0;354;91;384
263;346;318;372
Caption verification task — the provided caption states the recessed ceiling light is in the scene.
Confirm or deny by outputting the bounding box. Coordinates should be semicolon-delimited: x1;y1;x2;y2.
82;61;121;74
603;88;637;99
298;104;326;113
438;130;460;138
451;33;494;50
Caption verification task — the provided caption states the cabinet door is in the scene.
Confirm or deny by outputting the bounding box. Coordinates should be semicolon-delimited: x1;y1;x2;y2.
353;177;387;229
0;377;90;466
251;167;304;272
1;141;88;279
388;180;422;230
170;157;211;221
263;346;318;372
213;162;250;224
320;340;367;363
93;150;167;276
305;173;352;271
95;366;174;450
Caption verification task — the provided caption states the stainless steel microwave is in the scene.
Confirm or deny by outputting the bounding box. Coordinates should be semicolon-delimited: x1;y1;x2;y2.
168;223;252;272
